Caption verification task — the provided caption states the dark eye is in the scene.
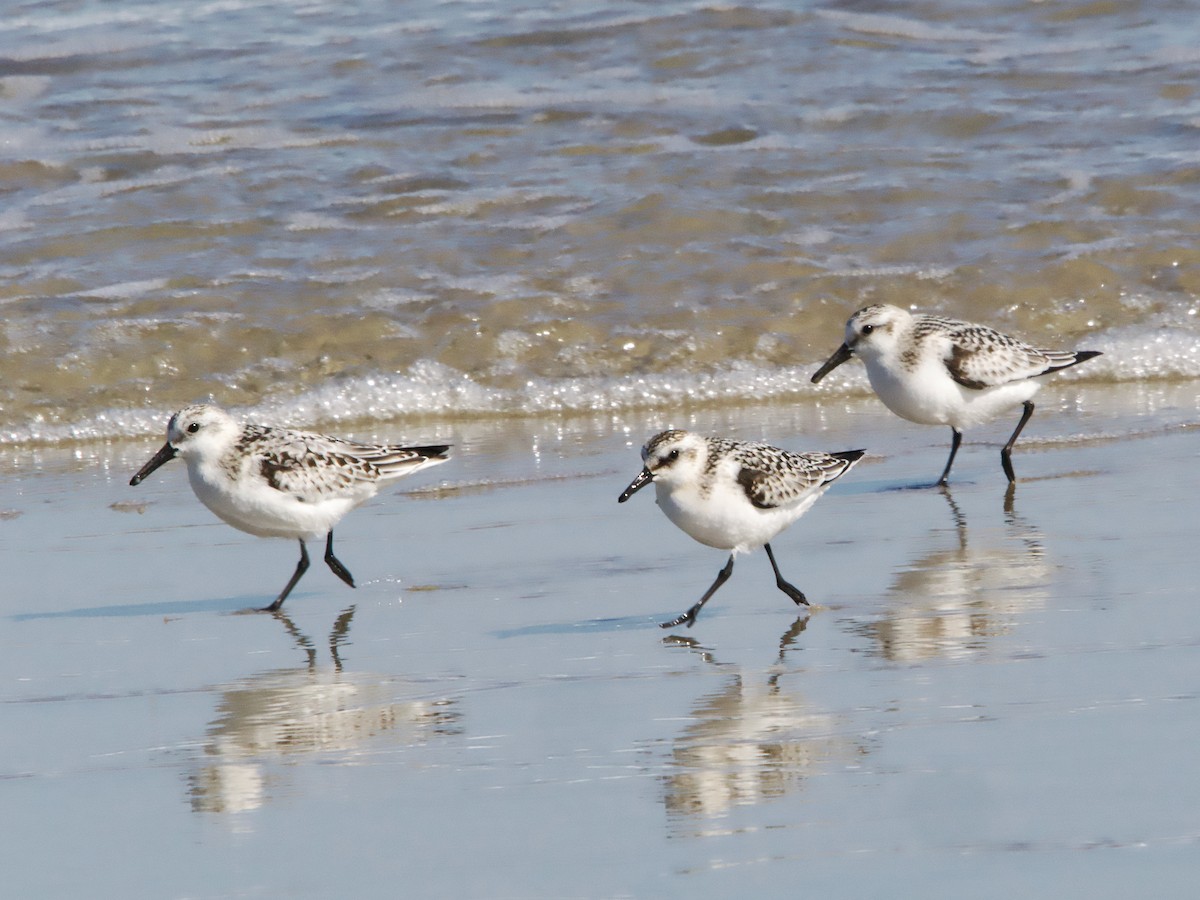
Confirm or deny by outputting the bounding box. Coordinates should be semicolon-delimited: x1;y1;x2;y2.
861;323;875;336
187;422;200;433
667;449;680;462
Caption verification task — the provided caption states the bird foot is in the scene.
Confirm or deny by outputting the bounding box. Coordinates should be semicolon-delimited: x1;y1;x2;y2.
660;605;700;629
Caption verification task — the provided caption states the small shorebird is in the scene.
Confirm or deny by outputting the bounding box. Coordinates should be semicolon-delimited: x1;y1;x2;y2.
619;430;864;628
811;304;1101;485
130;404;450;611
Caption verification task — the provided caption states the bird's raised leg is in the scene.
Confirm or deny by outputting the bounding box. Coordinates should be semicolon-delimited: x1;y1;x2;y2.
323;530;356;588
765;543;808;606
1001;401;1035;483
661;555;735;629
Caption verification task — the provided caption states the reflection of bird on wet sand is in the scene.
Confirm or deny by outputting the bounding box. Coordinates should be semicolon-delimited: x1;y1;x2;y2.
188;607;460;815
857;488;1050;662
273;603;356;671
660;618;868;824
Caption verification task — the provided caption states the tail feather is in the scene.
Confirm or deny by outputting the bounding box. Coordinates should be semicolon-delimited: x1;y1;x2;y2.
374;444;451;480
829;449;867;466
821;449;866;485
407;444;452;460
1044;349;1101;374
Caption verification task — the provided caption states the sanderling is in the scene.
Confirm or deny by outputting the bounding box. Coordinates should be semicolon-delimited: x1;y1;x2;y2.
811;304;1100;485
618;430;864;628
130;404;450;611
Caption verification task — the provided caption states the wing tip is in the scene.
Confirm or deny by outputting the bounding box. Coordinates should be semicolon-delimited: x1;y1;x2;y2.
414;444;452;461
1044;349;1102;375
830;449;867;465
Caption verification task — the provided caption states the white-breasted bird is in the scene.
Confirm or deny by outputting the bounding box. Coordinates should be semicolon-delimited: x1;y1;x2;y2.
619;429;864;628
130;404;450;611
811;304;1100;485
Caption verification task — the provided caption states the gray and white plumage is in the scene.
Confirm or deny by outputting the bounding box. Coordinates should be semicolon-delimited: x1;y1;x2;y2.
811;304;1100;484
130;404;450;609
623;430;859;544
215;419;448;530
619;429;864;627
909;313;1087;392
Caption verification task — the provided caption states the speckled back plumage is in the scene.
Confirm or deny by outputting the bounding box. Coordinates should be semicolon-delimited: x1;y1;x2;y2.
908;314;1090;389
732;444;863;509
231;424;450;502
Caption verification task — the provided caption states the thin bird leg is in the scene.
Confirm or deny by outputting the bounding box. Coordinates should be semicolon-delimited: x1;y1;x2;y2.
1000;401;1035;484
937;428;964;487
263;539;311;613
765;543;808;606
323;530;356;588
661;555;735;629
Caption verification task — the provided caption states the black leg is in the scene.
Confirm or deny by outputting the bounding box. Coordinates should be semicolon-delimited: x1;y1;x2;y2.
661;555;735;629
937;428;963;487
264;539;310;612
323;530;356;588
1001;401;1035;483
765;543;808;606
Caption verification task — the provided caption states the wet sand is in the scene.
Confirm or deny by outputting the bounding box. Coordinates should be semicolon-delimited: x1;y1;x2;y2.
2;384;1199;898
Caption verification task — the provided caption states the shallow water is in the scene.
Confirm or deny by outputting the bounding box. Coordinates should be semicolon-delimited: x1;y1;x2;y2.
3;0;1200;442
4;1;1200;894
3;392;1199;897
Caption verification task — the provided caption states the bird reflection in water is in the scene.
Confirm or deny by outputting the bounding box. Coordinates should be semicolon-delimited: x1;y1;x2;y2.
858;486;1049;662
661;618;868;826
188;606;460;815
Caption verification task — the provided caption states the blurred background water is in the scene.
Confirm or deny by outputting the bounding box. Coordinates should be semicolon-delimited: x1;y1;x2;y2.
2;0;1199;444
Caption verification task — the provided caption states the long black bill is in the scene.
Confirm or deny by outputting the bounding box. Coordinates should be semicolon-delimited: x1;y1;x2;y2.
811;342;854;383
618;467;654;503
130;442;178;486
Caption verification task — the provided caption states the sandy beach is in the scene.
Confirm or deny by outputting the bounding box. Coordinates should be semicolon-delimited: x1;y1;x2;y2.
2;383;1198;897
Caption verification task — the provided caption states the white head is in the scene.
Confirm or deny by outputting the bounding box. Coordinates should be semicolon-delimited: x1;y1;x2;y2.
617;429;708;501
130;404;241;485
811;304;912;381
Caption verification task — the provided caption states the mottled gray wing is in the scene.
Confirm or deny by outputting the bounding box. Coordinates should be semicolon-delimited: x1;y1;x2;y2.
736;446;864;510
339;441;451;481
237;427;447;500
942;323;1077;390
239;427;383;501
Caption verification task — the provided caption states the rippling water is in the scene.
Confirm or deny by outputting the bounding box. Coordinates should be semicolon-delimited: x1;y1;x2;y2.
3;0;1200;444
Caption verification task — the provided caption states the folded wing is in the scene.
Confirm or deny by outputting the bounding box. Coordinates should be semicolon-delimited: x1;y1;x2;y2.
242;426;449;501
737;447;865;510
943;324;1097;390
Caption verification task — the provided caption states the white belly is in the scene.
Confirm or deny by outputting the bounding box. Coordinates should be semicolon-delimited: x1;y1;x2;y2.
655;482;817;554
188;464;368;540
867;361;1041;429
